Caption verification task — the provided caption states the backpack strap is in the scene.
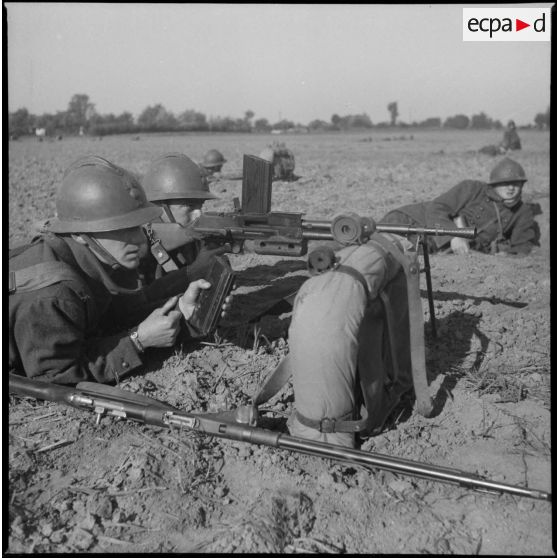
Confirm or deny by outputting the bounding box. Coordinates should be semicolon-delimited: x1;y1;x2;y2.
9;261;83;294
369;233;434;417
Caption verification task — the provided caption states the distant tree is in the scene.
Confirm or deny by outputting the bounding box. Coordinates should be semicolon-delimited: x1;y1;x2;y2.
387;102;398;126
9;107;33;137
443;114;470;129
66;93;95;133
254;118;271;132
349;113;373;129
272;119;295;131
244;110;255;129
308;119;331;131
89;111;137;136
534;106;550;129
331;114;341;129
177;109;208;131
137;104;177;131
418;117;442;128
34;111;68;136
470;112;493;129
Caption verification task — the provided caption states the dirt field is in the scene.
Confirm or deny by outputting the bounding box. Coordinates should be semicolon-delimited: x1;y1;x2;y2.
7;129;554;554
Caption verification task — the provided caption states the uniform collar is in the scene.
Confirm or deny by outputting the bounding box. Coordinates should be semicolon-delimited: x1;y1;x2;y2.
44;234;142;295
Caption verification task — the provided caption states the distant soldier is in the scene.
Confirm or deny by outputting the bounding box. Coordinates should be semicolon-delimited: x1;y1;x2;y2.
258;142;298;181
198;149;243;183
200;149;227;175
479;120;522;156
499;120;522;152
381;158;537;256
140;153;227;284
8;155;231;385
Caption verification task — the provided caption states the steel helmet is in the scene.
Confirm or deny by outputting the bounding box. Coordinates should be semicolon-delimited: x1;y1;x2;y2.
488;158;527;186
46;156;161;234
201;149;227;169
142;153;218;201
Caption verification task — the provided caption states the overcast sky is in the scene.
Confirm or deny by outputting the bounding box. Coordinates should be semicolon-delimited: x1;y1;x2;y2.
6;3;553;126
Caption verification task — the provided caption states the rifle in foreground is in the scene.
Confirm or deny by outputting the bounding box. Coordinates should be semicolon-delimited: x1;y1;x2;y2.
8;374;550;502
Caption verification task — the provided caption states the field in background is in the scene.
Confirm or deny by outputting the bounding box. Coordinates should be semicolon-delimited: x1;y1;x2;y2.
8;130;552;554
8;129;550;246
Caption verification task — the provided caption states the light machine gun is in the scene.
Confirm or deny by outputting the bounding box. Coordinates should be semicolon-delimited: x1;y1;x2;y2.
189;154;478;337
8;374;550;502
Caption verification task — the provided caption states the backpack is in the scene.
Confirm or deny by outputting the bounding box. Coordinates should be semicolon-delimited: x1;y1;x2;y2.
8;238;83;294
260;142;296;181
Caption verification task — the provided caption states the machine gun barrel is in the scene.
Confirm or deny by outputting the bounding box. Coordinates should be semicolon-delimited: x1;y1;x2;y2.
300;218;477;240
375;223;477;239
9;374;550;502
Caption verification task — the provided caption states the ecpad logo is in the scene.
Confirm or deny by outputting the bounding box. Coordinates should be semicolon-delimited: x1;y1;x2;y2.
463;8;551;41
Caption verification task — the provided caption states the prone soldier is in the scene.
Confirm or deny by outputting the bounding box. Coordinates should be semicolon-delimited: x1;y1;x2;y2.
9;155;232;385
380;158;537;256
139;153;228;285
200;148;227;176
479;121;522;156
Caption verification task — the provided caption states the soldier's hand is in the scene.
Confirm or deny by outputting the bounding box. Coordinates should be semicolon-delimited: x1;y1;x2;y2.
178;279;234;321
179;279;211;321
137;296;182;348
450;237;470;255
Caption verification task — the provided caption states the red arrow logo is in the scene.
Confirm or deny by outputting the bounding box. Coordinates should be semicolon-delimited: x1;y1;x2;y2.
516;19;530;31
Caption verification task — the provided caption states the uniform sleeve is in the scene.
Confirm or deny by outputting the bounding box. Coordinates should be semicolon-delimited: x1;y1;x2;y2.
507;205;537;255
428;181;482;249
14;291;143;385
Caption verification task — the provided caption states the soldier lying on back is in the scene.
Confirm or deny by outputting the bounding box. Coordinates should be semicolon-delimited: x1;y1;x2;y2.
9;156;232;385
380;158;537;256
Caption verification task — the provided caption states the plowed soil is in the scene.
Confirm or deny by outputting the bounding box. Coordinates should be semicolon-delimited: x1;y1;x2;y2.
7;129;553;554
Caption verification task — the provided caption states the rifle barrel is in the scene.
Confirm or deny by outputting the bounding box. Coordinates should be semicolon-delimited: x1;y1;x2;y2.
277;436;549;501
9;375;550;502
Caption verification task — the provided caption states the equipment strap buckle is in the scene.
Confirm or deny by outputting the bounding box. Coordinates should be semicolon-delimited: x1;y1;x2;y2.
319;417;336;433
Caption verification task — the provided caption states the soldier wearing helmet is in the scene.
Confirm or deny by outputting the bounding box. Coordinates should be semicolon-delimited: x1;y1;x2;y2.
9;155;232;384
380;158;537;256
499;120;522;152
479;120;522;156
140;153;228;284
200;149;227;175
258;142;297;182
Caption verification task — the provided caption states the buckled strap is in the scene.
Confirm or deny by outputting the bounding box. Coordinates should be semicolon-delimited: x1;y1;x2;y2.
294;408;369;433
145;224;180;273
8;261;82;294
367;233;434;418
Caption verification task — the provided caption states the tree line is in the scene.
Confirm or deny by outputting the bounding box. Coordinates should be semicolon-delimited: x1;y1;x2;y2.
8;94;551;138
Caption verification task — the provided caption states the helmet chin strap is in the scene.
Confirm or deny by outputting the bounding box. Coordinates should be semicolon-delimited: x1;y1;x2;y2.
161;202;176;223
78;234;122;270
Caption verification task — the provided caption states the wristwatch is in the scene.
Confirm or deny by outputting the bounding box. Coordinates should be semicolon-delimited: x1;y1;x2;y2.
129;328;145;354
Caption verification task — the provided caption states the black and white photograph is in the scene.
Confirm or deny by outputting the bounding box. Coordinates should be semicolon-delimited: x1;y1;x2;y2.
7;3;553;554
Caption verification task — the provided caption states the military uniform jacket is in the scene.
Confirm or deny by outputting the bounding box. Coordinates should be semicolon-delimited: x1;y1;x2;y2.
384;180;536;255
9;234;186;385
500;129;521;151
